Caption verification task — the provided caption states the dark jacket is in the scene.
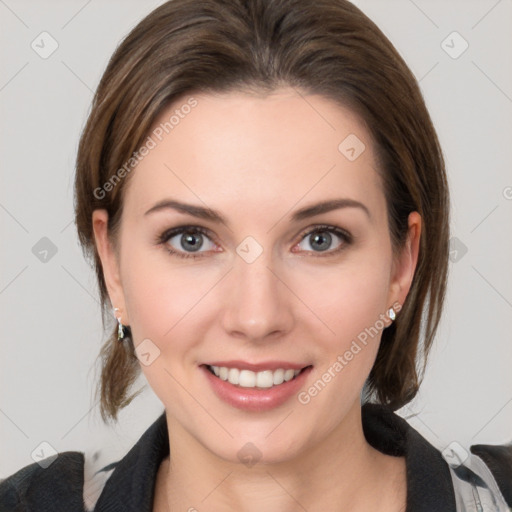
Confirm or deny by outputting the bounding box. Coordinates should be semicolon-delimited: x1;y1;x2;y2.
1;404;511;511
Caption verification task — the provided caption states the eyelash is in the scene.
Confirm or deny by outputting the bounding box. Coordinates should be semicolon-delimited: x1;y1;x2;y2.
155;224;353;260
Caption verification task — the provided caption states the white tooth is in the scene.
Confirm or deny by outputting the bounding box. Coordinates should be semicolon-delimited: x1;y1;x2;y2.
227;368;240;385
238;369;256;387
283;369;295;382
217;367;302;387
256;370;274;388
273;369;284;385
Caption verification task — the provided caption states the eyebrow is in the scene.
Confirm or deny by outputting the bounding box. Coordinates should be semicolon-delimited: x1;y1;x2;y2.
144;197;371;224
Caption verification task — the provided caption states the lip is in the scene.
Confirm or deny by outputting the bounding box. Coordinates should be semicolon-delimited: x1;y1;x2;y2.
202;360;307;372
200;363;313;412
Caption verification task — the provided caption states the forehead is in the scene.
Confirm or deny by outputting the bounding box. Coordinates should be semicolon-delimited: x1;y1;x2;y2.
123;87;384;221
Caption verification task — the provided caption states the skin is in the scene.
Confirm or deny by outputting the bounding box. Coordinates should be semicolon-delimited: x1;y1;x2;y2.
93;87;421;511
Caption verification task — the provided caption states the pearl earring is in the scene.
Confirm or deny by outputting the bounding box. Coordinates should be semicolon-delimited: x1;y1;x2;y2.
388;307;396;321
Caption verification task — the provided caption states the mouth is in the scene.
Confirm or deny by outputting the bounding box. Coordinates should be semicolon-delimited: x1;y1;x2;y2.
202;364;312;389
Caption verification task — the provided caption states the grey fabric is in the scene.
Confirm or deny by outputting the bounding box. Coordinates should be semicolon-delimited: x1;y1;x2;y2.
449;453;511;511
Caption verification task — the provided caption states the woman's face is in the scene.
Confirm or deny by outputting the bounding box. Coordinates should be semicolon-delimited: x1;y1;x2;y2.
93;87;419;464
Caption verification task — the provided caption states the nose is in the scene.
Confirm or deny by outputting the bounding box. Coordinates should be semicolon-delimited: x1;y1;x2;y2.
219;248;294;343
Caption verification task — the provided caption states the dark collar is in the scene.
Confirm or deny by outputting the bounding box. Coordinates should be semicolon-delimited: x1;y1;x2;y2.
94;410;169;512
94;403;457;511
363;403;456;511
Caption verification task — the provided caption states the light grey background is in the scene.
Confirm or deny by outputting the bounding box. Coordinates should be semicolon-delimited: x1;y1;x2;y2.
1;0;511;478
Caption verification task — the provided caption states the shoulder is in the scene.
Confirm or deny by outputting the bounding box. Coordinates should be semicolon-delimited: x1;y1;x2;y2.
0;451;86;511
0;447;120;512
0;412;168;511
362;404;512;510
421;434;512;511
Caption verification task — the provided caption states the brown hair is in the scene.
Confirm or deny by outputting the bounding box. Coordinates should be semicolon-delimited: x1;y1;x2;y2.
74;0;449;424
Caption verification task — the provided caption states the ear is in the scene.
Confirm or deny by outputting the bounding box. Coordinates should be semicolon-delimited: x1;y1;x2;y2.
388;211;421;308
92;209;129;326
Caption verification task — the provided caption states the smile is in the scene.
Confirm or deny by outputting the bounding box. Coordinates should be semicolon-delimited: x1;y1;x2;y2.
207;365;304;388
201;362;313;411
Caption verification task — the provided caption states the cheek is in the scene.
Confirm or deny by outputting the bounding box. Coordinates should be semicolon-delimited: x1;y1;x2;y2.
314;275;389;389
119;247;182;359
120;256;198;409
294;259;392;417
120;247;217;361
337;270;390;341
296;250;392;349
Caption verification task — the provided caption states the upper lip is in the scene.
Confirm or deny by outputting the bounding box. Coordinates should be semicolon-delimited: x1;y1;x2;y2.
202;361;310;372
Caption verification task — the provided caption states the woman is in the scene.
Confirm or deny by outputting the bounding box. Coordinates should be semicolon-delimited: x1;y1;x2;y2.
1;0;510;510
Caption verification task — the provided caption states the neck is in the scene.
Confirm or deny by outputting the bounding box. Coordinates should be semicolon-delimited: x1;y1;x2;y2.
160;401;406;512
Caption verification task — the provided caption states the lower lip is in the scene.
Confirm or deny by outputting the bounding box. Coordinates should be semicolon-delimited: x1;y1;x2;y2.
201;365;312;412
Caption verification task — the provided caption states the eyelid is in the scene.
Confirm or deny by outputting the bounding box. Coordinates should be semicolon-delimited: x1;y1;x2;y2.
156;224;219;252
156;224;216;244
296;224;352;244
292;224;352;256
